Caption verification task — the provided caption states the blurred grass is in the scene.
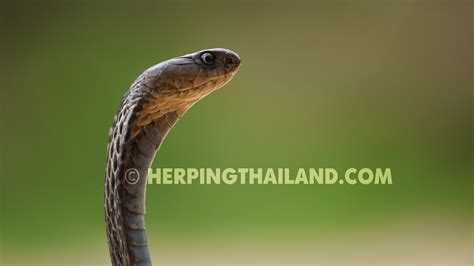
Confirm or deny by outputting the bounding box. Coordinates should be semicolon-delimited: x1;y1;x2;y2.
0;0;472;265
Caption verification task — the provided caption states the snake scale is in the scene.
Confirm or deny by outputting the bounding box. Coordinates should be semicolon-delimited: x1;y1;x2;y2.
104;48;241;265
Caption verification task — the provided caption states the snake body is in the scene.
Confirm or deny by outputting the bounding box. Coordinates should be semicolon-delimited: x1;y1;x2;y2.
104;48;241;265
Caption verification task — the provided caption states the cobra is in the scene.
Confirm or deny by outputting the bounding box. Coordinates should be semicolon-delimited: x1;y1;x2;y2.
104;48;241;265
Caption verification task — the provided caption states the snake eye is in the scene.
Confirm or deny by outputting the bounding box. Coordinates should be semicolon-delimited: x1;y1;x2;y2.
200;52;215;65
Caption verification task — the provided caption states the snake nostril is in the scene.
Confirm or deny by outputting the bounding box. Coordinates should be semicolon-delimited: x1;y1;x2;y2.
224;52;241;69
225;57;233;65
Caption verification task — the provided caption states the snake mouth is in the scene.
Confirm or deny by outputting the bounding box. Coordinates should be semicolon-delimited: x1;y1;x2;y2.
175;73;236;94
162;65;240;95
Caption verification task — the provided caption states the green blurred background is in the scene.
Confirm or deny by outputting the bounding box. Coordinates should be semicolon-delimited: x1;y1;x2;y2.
1;0;472;265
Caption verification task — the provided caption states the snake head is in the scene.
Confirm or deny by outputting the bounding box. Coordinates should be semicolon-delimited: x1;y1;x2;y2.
133;48;241;123
143;48;241;96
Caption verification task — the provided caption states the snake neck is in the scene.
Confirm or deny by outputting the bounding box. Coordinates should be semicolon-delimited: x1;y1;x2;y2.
105;89;180;266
